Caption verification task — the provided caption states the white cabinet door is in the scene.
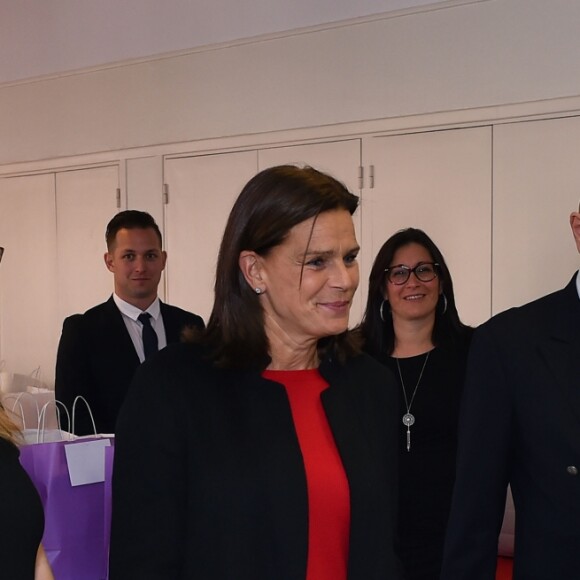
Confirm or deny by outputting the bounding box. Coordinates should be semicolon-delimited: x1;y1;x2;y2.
493;117;580;314
164;151;258;322
258;140;361;193
0;174;58;383
258;140;363;322
126;156;166;300
366;127;492;327
56;166;120;320
126;156;163;225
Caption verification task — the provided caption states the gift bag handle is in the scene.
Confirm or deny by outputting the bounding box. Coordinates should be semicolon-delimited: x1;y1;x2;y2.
3;391;41;430
37;400;73;443
72;395;98;437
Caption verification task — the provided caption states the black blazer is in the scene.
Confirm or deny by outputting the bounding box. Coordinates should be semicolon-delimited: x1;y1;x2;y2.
441;275;580;580
109;343;402;580
55;296;204;434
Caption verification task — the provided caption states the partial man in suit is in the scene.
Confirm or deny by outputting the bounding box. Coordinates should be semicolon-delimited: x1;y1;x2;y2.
55;210;204;435
441;204;580;579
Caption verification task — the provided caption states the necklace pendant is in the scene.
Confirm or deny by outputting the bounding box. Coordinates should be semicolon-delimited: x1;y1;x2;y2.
396;352;429;454
403;413;414;452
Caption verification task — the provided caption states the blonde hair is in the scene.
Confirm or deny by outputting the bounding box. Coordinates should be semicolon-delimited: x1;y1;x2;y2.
0;402;21;443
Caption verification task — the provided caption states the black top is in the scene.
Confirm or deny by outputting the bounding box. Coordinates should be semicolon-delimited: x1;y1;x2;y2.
378;337;471;580
0;437;44;580
109;342;402;580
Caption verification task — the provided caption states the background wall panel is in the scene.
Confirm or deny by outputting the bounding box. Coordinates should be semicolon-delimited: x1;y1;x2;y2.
2;0;580;165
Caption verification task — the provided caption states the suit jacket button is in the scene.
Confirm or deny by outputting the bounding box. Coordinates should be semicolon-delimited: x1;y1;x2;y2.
566;466;578;476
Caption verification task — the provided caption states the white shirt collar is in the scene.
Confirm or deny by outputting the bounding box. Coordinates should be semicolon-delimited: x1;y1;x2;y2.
576;269;580;300
113;294;161;321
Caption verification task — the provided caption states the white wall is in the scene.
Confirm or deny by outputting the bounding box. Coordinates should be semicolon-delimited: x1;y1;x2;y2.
2;0;580;166
0;0;450;83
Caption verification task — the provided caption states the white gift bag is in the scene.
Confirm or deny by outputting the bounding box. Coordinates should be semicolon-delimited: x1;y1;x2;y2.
0;364;47;393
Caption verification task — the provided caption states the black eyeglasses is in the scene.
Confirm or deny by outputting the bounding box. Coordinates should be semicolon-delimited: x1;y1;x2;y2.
385;262;440;285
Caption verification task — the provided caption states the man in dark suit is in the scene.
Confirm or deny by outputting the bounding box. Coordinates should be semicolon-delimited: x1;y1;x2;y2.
441;205;580;580
55;210;204;435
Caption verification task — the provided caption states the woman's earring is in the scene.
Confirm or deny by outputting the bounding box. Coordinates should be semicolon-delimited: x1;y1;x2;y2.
379;299;389;322
255;287;263;295
440;293;448;315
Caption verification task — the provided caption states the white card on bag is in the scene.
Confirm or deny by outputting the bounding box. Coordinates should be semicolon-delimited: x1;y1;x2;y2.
64;438;111;486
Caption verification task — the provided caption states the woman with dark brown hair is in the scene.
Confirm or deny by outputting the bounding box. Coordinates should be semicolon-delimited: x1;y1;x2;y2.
110;165;402;579
358;228;473;580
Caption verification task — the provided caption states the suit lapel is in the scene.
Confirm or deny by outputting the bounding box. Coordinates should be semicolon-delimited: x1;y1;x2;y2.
539;334;580;425
102;296;140;365
319;359;380;481
319;361;385;575
236;371;308;578
536;280;580;437
160;301;180;343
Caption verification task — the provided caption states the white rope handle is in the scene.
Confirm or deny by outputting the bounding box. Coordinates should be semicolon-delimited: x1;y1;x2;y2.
72;395;98;437
38;400;72;443
3;391;41;430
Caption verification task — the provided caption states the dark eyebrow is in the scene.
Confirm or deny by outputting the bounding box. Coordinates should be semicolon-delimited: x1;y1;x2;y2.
303;249;333;258
390;261;433;268
303;245;360;257
121;248;159;254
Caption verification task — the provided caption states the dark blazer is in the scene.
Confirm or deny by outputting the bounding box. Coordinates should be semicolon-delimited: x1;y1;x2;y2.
55;296;204;435
109;343;402;580
441;274;580;580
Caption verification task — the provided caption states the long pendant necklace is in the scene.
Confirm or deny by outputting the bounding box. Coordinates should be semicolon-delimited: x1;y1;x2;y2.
396;352;430;452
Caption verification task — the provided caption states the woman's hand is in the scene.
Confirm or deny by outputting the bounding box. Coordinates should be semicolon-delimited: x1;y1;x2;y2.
35;545;54;580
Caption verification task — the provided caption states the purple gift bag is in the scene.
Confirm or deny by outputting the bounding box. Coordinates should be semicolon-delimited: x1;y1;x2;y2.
103;443;115;579
20;436;114;580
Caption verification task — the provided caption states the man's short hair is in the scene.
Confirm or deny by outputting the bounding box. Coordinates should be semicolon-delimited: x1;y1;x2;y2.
105;210;162;250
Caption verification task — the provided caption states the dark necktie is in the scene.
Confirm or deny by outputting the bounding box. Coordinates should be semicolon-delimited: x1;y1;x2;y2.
138;312;158;360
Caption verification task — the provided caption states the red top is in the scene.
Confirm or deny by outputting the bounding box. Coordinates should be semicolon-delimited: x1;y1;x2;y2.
263;369;351;580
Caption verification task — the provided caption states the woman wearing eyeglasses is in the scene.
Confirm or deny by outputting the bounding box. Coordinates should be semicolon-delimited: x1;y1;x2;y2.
357;228;473;580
